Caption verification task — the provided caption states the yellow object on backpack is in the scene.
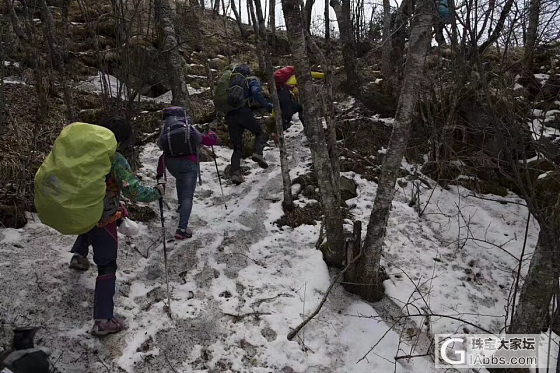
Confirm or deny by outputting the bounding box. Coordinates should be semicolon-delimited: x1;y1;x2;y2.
34;122;117;235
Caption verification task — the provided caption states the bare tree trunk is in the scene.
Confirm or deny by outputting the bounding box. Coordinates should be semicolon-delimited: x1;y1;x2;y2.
248;0;266;73
230;0;248;39
475;0;514;57
305;33;340;193
213;0;220;16
380;0;392;84
0;21;5;131
523;0;541;72
268;0;276;63
330;0;360;92
304;0;315;33
509;225;558;334
324;0;330;41
39;0;75;121
5;0;49;120
246;0;252;27
282;0;345;266
381;0;413;95
347;0;433;301
154;0;191;111
253;0;294;210
221;0;232;61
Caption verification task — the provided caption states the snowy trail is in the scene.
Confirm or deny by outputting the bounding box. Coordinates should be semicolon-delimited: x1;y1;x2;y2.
0;121;438;372
5;112;544;371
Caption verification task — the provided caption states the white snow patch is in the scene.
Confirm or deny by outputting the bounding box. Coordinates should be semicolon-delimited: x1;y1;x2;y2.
1;229;22;244
3;77;26;85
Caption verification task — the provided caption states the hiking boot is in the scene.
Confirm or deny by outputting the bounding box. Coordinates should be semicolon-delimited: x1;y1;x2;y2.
175;227;193;240
90;317;126;337
251;153;268;169
231;172;245;185
69;254;90;271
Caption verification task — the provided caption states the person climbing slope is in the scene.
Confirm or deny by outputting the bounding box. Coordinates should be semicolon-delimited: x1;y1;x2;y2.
67;117;165;336
215;64;273;185
273;66;325;132
156;106;221;240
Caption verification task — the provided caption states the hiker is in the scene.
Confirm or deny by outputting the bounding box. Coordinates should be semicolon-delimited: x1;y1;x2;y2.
221;64;273;185
155;106;221;240
277;78;305;131
273;66;325;131
68;117;165;336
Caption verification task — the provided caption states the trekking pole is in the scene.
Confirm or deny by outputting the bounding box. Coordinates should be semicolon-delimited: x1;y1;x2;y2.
158;198;172;318
211;146;227;210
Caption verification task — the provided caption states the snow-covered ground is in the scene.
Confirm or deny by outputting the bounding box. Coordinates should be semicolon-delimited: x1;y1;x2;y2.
0;116;555;372
74;72;210;102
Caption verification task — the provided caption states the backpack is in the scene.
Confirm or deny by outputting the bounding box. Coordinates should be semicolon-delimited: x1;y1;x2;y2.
159;106;199;157
34;122;117;235
214;65;250;114
437;0;451;23
274;66;296;90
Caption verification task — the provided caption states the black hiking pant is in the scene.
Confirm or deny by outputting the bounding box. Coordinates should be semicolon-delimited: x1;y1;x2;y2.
71;222;118;320
226;106;265;175
278;87;305;130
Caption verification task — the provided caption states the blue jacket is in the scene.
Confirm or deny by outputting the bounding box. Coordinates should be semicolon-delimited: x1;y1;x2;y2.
247;77;273;111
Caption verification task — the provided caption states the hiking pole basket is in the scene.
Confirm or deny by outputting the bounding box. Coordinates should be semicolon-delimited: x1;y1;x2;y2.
211;146;227;210
158;198;172;318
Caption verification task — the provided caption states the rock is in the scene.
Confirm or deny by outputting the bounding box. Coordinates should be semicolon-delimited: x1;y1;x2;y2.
145;264;163;281
0;205;27;229
358;82;397;118
198;147;214;162
147;287;166;302
421;161;461;181
260;327;277;342
340;176;358;201
127;205;157;222
198;189;213;199
302;185;317;199
136;336;153;352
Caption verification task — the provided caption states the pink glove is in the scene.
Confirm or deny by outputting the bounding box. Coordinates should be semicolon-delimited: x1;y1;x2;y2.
206;131;222;145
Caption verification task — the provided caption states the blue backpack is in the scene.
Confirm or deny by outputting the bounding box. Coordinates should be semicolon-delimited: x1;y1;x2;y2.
438;0;452;23
159;107;201;157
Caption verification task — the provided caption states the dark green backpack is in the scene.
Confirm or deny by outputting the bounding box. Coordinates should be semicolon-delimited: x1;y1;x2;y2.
214;65;249;114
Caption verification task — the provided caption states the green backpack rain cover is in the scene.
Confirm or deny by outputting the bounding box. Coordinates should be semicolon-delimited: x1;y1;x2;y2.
34;122;117;235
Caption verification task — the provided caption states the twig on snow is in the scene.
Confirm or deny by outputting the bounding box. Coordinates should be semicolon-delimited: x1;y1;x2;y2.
163;350;179;373
50;350;64;372
34;272;45;292
224;311;271;322
78;344;110;373
287;251;363;341
250;293;294;308
226;251;266;267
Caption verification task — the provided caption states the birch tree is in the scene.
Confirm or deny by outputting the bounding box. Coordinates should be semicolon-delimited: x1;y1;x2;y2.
330;0;360;92
524;0;541;72
38;0;75;121
253;0;294;210
230;0;248;39
154;0;191;111
281;0;345;266
347;0;434;301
